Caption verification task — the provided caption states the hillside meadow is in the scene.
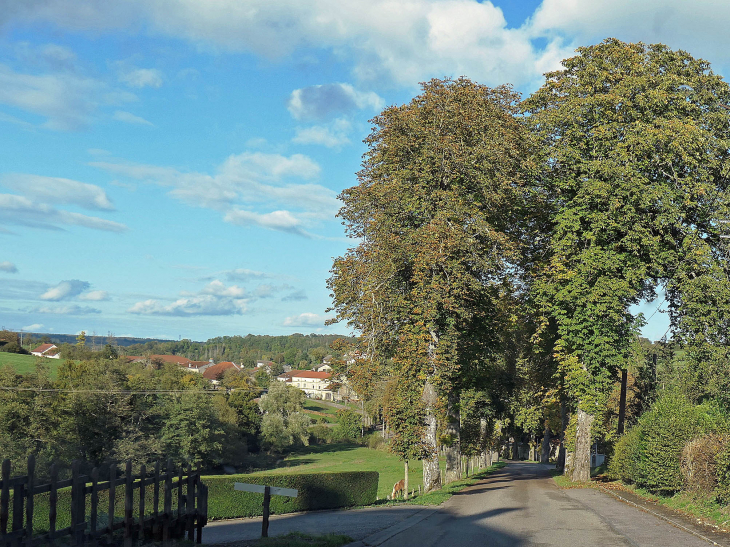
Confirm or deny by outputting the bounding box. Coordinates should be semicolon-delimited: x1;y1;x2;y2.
0;352;61;377
245;443;445;499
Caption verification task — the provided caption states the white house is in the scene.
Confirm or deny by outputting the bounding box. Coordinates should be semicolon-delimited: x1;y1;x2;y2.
30;343;61;359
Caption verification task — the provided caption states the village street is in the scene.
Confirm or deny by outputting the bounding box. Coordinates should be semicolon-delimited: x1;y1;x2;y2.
203;462;730;547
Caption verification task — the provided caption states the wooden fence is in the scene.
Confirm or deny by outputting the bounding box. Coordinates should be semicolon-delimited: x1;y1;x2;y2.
0;456;208;547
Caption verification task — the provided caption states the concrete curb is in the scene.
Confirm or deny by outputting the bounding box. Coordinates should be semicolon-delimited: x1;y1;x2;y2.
343;507;439;547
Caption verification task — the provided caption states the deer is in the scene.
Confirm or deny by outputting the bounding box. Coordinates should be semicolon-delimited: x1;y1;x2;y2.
391;479;405;499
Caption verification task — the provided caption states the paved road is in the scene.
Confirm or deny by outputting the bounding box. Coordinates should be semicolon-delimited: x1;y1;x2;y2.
203;462;728;546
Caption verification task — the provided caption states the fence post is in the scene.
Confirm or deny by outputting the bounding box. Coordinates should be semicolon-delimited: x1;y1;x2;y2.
162;459;172;545
0;459;8;537
153;460;160;539
48;463;57;543
25;455;35;547
186;467;194;541
71;460;85;547
196;483;207;544
124;460;133;547
176;467;184;536
139;464;146;540
108;464;116;535
261;486;271;538
89;467;99;547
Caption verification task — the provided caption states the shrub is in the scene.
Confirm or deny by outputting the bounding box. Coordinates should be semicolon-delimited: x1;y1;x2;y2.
635;391;701;494
203;471;378;519
608;424;641;484
715;441;730;502
681;434;724;493
309;424;333;444
0;342;29;354
334;409;361;441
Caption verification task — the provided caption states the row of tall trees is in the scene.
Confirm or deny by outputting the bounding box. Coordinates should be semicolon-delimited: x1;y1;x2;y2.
328;38;730;485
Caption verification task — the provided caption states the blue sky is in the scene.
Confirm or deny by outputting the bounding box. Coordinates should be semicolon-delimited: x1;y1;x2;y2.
1;0;728;341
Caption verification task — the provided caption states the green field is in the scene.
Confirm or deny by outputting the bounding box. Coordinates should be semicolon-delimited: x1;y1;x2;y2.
247;443;447;499
0;352;61;377
302;400;340;423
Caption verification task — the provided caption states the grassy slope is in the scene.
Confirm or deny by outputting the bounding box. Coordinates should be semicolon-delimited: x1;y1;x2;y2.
302;400;338;423
246;443;441;500
0;352;61;377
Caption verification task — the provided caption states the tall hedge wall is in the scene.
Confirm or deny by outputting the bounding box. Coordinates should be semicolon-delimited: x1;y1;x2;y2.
204;471;378;519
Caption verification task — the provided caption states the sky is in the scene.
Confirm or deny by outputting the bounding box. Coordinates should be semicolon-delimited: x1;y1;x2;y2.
1;0;729;342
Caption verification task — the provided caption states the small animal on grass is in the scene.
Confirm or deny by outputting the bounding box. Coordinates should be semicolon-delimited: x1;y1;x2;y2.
391;479;405;499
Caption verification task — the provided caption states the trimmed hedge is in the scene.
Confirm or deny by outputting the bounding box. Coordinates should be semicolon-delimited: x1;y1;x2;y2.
204;471;378;519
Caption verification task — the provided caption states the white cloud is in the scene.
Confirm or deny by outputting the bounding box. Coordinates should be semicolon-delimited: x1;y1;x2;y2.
118;67;163;88
0;192;127;232
78;290;109;301
1;174;115;210
0;62;136;131
293;118;351;149
283;312;329;327
288;83;383;121
0;261;18;273
31;305;102;315
113;110;154;126
22;323;44;331
40;279;90;301
224;268;271;282
224;209;307;235
1;0;569;88
200;280;247;298
128;280;249;316
128;295;247;316
282;289;307;302
90;151;337;236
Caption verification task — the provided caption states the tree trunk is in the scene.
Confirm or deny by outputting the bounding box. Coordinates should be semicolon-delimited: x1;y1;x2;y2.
557;401;567;470
571;408;594;482
617;368;628;435
422;379;441;492
541;422;551;463
404;460;409;500
444;392;461;483
479;417;488;469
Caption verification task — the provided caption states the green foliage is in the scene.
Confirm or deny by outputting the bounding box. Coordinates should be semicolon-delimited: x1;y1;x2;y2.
714;442;730;502
636;392;702;494
0;341;29;354
259;382;311;452
333;409;361;441
203;471;378;518
608;425;642;484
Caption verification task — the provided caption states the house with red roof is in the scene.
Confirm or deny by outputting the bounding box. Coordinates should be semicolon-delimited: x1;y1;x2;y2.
202;361;241;383
287;370;334;400
30;343;61;359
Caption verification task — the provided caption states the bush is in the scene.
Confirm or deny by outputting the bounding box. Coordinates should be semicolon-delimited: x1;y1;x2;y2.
0;342;29;354
309;424;333;444
333;409;361;441
636;392;702;494
681;434;724;493
608;424;641;484
715;441;730;502
203;471;379;519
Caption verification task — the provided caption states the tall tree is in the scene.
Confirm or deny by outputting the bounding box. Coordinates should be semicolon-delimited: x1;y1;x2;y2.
523;38;730;481
328;77;529;490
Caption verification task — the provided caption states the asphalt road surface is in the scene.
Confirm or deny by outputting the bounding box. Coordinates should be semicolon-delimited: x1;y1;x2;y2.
204;462;727;546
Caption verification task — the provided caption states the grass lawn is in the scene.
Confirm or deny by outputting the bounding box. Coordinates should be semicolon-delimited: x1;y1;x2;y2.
247;443;444;500
0;352;61;377
302;400;339;423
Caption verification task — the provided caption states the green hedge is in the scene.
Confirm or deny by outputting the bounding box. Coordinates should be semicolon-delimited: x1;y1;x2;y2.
204;471;378;519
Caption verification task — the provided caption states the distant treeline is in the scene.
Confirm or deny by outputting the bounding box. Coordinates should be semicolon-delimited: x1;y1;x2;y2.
121;334;353;368
13;332;353;369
